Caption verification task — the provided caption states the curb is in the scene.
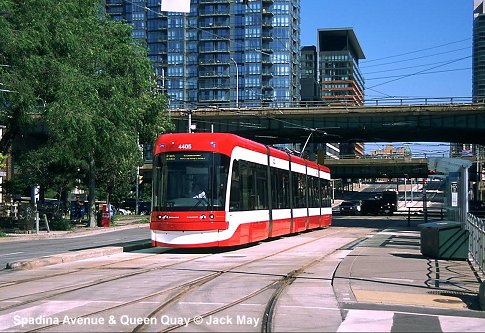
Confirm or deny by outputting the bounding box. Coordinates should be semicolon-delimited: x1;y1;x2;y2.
122;240;153;252
5;246;123;270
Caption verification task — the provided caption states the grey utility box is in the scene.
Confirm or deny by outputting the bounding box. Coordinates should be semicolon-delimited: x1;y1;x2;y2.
418;221;469;260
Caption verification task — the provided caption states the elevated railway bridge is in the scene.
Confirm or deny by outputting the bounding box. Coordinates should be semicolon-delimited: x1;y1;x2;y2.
158;98;485;179
167;98;485;146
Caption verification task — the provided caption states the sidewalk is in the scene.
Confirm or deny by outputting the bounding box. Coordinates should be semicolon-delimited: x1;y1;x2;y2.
0;216;149;242
333;217;485;314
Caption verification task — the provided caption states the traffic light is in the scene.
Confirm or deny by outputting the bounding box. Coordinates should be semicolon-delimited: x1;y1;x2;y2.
138;175;143;185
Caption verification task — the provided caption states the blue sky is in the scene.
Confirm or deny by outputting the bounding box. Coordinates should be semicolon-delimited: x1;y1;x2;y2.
300;0;473;156
301;0;472;99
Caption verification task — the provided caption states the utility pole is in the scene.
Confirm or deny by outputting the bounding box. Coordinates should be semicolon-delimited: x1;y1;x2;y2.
135;165;140;215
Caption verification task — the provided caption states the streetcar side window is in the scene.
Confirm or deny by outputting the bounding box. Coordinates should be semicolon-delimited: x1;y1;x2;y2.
229;160;240;210
229;160;268;211
320;178;331;208
293;172;307;208
271;167;290;209
240;161;255;211
308;176;319;208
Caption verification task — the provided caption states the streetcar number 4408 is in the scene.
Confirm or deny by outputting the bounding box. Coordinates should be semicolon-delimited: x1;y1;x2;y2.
178;144;192;149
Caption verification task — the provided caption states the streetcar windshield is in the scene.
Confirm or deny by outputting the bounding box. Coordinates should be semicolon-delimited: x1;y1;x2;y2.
152;152;230;211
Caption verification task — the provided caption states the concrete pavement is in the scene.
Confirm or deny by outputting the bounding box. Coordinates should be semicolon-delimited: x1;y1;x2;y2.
3;215;485;319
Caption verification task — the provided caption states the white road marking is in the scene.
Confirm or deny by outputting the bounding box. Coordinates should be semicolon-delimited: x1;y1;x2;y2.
0;252;24;257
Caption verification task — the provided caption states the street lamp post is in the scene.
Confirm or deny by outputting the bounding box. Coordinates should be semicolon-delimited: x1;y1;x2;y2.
230;58;239;108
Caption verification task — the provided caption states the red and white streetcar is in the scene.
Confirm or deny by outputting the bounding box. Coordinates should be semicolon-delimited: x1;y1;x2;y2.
150;133;332;248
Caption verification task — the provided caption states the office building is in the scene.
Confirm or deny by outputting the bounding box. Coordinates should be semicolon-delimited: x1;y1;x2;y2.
300;28;365;158
300;45;319;101
468;0;485;201
317;28;365;106
474;0;485;100
104;0;301;109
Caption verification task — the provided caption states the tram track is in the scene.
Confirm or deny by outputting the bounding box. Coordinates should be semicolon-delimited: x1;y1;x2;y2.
141;246;341;333
0;253;162;288
1;227;365;332
131;229;347;332
0;254;212;312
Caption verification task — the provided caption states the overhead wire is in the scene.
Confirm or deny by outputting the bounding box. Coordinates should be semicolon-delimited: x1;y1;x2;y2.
366;56;471;89
366;67;471;81
122;0;469;151
363;38;471;64
363;57;471;75
362;38;471;96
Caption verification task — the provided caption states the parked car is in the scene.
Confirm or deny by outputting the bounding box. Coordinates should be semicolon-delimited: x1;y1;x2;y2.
339;201;360;215
116;208;132;215
119;199;151;215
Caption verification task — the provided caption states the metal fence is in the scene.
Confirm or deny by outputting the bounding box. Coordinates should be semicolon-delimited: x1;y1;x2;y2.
466;213;485;275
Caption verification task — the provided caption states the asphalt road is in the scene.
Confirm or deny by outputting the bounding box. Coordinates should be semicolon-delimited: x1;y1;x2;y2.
0;226;151;270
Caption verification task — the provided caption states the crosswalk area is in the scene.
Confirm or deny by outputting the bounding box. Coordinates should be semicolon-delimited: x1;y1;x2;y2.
337;309;485;332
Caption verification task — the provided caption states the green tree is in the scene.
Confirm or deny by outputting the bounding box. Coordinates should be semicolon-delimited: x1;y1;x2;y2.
0;0;171;226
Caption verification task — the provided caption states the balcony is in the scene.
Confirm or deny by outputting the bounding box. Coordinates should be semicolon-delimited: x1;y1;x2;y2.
199;0;230;3
199;59;231;65
198;48;230;54
199;11;230;17
199;72;230;78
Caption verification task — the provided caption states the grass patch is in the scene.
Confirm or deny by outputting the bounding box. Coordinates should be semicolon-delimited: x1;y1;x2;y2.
49;217;72;231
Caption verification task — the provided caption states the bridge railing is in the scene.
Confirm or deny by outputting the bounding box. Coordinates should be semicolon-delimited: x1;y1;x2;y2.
466;213;485;275
363;96;476;106
167;97;480;110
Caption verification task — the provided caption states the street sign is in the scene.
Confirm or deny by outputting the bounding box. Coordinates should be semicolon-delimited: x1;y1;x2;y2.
451;182;458;207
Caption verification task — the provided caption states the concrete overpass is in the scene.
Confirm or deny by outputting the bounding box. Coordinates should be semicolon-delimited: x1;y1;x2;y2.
323;158;430;179
168;102;485;145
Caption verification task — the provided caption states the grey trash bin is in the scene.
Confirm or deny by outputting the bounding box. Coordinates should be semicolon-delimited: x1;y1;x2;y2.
418;221;469;260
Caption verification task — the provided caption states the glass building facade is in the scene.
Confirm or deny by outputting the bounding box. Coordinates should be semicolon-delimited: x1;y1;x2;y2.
317;29;365;106
474;0;485;100
104;0;301;109
299;28;365;158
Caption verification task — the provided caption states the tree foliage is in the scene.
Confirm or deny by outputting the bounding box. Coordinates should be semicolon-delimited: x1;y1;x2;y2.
0;0;171;225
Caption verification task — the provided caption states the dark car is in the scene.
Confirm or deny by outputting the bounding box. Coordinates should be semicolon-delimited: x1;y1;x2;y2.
361;198;383;215
339;201;359;215
138;201;151;215
350;200;362;213
381;190;398;215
